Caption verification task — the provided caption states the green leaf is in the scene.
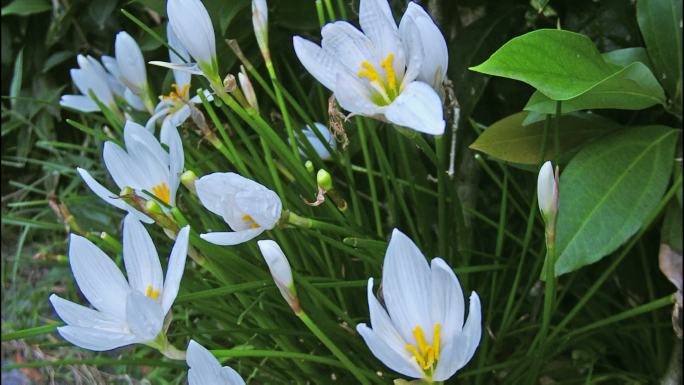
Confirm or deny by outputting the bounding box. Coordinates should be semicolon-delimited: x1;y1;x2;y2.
470;29;620;100
524;62;666;113
602;47;653;69
554;125;679;276
1;0;51;16
468;111;619;165
637;0;683;108
9;48;24;109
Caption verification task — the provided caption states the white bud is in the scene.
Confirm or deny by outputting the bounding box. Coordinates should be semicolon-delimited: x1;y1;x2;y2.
257;240;299;312
167;0;217;76
238;66;258;111
114;31;148;95
252;0;269;55
537;161;558;222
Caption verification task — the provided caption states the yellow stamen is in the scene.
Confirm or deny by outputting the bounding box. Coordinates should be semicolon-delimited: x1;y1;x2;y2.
161;83;190;103
241;214;260;229
405;324;442;372
145;285;160;300
380;53;397;92
151;183;171;205
358;61;383;85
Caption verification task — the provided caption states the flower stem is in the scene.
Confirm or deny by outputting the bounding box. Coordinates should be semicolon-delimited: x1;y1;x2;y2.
296;310;370;385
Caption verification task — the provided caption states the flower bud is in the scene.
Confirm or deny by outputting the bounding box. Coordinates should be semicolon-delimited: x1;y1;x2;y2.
257;240;300;313
167;0;218;78
145;199;164;216
238;66;258;111
180;170;198;193
537;161;559;224
305;160;315;175
252;0;269;57
114;31;148;96
223;73;237;93
317;169;333;191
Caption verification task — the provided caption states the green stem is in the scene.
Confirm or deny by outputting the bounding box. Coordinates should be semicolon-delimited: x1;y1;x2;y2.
296;310;370;385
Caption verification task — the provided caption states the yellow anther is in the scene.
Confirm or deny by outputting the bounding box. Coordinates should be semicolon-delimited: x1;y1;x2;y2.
380;53;397;93
145;285;160;300
405;324;442;372
241;214;260;229
151;183;171;205
358;61;383;85
162;83;190;103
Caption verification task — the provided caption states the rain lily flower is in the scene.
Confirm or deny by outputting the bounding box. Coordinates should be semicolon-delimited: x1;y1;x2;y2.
293;0;448;135
257;240;299;312
292;122;336;160
101;55;147;111
61;55;118;113
151;0;220;83
49;215;189;354
357;229;481;382
187;340;246;385
115;31;154;112
537;161;559;224
196;172;282;245
146;24;211;136
77;120;185;224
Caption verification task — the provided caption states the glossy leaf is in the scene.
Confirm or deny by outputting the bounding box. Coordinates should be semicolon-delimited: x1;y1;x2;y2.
469;112;620;165
1;0;50;16
524;61;666;114
554;126;679;276
470;29;620;100
637;0;683;107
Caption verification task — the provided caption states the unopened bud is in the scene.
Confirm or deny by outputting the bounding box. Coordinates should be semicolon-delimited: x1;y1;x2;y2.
223;73;237;92
317;169;333;191
120;186;135;197
305;160;315;175
238;66;258;112
537;161;559;224
145;199;164;216
252;0;269;58
180;170;198;193
257;240;300;313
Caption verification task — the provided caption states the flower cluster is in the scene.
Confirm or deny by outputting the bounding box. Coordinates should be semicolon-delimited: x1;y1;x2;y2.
52;0;481;383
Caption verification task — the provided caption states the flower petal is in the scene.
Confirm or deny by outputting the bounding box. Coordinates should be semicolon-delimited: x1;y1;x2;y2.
56;325;139;351
161;123;184;205
200;228;264;246
195;172;248;219
123;215;163;295
334;71;382;117
433;292;482;381
68;234;129;318
167;0;216;66
381;229;432;342
320;21;374;76
161;225;190;315
102;141;145;190
366;278;413;362
167;23;192;88
385;81;445;135
149;61;205;76
49;294;127;331
124;120;169;170
60;95;100;112
219;367;247;385
359;0;403;67
77;167;153;223
146;107;171;133
115;31;148;94
430;258;465;341
292;36;338;91
125;291;164;342
234;188;282;230
399;2;448;87
124;88;147;111
356;324;423;379
187;340;224;385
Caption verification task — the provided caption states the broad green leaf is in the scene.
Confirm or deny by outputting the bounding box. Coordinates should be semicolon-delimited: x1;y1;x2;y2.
637;0;683;109
1;0;50;16
524;62;666;113
555;126;678;276
469;111;619;165
469;29;620;100
603;47;653;69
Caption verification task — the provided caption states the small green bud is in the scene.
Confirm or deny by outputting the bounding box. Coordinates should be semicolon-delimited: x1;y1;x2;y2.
305;160;315;175
316;169;333;191
120;186;135;196
180;170;198;193
145;199;164;216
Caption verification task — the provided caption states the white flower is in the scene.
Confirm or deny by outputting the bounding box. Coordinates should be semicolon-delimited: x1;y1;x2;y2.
357;229;481;382
186;340;246;385
49;216;189;351
252;0;269;55
537;161;558;222
102;55;147;111
257;240;299;312
115;32;149;97
292;0;448;135
152;0;218;80
77;120;185;223
292;122;336;160
61;55;117;112
196;172;282;245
